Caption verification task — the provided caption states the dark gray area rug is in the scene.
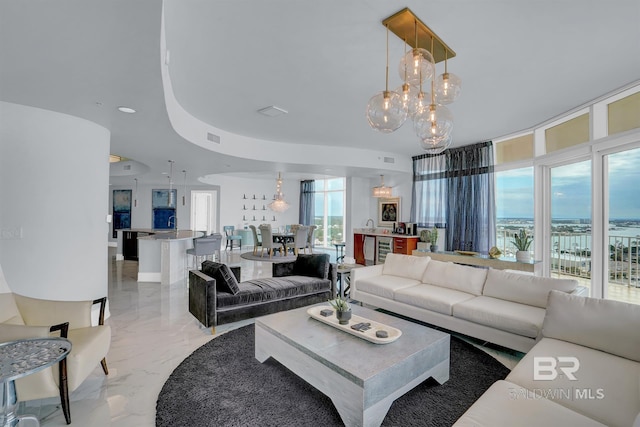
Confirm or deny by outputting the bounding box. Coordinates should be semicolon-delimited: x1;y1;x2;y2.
156;325;510;427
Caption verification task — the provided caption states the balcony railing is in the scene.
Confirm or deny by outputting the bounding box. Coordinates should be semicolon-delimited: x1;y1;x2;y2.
496;229;640;288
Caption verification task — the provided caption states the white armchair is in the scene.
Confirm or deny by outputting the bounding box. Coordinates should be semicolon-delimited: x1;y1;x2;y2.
0;292;111;424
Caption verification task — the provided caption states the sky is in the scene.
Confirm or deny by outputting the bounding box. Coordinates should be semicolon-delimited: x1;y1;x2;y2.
496;147;640;220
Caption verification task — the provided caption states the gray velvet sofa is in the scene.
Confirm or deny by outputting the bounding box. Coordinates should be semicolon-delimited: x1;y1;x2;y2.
189;253;335;332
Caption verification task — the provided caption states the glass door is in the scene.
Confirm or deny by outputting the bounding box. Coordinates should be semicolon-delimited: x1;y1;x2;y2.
605;147;640;304
549;161;592;292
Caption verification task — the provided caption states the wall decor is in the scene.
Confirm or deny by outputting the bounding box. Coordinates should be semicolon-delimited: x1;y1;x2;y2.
378;197;401;227
112;189;132;238
152;189;177;229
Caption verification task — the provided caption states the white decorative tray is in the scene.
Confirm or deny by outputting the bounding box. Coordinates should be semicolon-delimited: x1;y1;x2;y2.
307;306;402;344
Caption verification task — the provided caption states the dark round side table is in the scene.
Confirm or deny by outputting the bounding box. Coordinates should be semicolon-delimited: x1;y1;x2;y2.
0;337;72;427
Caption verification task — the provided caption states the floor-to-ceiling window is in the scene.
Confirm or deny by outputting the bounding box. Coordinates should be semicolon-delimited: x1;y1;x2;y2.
549;161;592;290
314;178;345;247
495;167;534;257
605;147;640;304
493;83;640;305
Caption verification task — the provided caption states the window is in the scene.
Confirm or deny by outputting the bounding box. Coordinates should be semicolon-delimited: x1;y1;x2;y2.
314;178;345;247
495;167;534;257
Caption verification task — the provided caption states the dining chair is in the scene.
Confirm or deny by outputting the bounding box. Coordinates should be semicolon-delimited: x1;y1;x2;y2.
249;225;262;255
223;225;242;250
306;225;317;254
258;225;279;258
285;225;309;256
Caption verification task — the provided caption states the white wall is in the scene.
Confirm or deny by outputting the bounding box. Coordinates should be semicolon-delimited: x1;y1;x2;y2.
109;175;301;238
0;102;110;300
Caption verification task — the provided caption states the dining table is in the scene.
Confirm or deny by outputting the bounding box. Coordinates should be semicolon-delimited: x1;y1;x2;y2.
271;232;294;255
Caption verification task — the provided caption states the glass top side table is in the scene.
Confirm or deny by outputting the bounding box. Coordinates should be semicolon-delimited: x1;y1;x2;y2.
1;337;72;427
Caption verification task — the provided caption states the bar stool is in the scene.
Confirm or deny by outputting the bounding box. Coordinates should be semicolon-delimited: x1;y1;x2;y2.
186;234;222;270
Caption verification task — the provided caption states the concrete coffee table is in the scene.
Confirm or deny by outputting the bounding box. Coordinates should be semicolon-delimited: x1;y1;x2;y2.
255;303;450;427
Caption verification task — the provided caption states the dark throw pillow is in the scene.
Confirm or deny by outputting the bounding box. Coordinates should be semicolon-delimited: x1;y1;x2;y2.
292;254;330;280
201;261;240;295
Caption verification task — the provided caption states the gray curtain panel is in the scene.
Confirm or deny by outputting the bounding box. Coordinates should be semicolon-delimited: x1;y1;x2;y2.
299;180;315;225
411;141;496;253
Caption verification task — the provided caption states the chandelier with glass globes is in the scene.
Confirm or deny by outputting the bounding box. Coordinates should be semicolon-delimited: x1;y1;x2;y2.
366;8;461;154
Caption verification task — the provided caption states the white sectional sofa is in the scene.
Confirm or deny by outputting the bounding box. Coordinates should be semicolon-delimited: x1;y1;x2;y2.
454;290;640;427
350;253;587;352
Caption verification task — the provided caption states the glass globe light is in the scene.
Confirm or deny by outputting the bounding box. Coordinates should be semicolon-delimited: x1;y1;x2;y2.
398;48;435;87
434;72;462;104
421;134;452;154
413;104;454;142
394;84;428;118
366;90;408;133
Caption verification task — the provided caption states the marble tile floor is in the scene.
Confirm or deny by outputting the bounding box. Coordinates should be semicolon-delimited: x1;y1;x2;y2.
19;246;519;426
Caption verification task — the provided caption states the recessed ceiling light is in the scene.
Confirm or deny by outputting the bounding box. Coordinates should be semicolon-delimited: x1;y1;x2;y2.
117;106;136;114
257;105;288;117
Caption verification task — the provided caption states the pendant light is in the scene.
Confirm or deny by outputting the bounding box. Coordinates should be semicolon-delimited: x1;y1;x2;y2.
434;51;462;104
398;20;435;87
372;175;393;198
366;25;407;133
134;178;138;207
268;172;290;212
182;170;187;206
167;160;175;207
414;39;453;145
420;134;452;155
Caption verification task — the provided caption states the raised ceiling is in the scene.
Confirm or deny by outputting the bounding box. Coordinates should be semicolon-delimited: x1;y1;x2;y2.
1;0;638;185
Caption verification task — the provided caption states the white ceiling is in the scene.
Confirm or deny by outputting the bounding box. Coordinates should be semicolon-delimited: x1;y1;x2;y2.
1;0;639;185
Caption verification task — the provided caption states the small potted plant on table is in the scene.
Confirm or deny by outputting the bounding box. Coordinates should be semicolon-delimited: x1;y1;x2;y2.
329;296;352;325
428;227;439;252
512;229;533;262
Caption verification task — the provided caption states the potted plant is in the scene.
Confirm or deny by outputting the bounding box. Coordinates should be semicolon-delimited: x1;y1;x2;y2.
329;296;352;325
429;227;439;252
418;229;430;250
512;229;533;262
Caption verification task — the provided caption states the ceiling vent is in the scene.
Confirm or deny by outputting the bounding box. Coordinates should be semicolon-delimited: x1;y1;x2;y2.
123;164;131;171
383;157;395;164
207;132;220;144
257;105;288;117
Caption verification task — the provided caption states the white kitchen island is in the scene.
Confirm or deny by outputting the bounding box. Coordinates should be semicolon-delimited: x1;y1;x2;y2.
137;230;203;284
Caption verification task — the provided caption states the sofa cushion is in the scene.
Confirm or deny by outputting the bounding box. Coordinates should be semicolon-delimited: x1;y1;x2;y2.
483;269;577;308
292;253;330;280
453;380;607;427
507;338;640;427
394;284;475;316
201;261;240;295
453;296;545;338
216;276;330;308
354;275;421;300
420;259;450;287
382;253;430;281
543;290;640;362
422;260;487;296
